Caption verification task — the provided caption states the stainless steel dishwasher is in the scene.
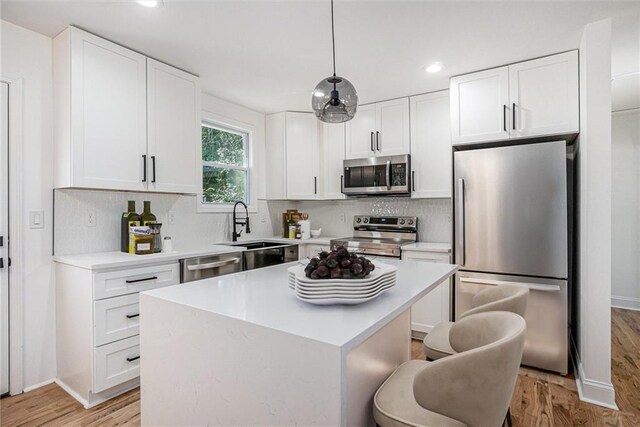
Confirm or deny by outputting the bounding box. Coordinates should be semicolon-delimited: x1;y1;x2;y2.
180;252;243;283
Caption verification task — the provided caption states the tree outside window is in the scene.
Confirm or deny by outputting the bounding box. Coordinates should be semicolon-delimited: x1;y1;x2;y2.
201;122;249;205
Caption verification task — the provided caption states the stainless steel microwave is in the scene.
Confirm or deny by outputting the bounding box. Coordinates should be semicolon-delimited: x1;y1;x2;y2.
342;155;411;196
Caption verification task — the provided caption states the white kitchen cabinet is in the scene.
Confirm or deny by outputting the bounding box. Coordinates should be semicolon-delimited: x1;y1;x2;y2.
320;122;346;200
345;99;410;159
55;261;179;408
264;113;287;199
304;244;331;259
286;112;320;200
53;26;148;191
147;58;202;194
409;91;452;198
509;50;579;138
451;50;579;145
345;104;377;159
450;66;510;145
402;250;451;338
53;26;201;194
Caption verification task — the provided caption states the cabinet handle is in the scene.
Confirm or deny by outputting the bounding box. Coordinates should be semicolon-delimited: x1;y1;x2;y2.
376;131;380;151
142;155;147;182
126;356;140;362
370;132;374;152
412;171;415;192
503;105;507;132
340;175;344;192
512;103;516;130
126;313;140;319
151;156;156;183
314;176;317;195
125;276;158;284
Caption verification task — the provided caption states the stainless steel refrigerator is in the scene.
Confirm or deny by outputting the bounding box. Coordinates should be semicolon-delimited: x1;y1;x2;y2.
453;140;572;374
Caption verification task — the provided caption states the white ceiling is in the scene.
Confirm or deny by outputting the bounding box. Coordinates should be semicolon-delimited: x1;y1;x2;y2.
2;1;640;113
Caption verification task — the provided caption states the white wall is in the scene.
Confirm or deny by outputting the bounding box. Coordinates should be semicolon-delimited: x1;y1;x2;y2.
0;20;55;390
574;18;615;409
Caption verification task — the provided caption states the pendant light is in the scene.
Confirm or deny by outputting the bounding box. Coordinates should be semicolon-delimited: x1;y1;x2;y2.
311;0;358;123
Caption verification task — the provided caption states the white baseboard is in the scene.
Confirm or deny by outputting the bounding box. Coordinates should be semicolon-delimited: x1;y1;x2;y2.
55;377;140;409
22;378;55;393
611;295;640;311
570;338;618;410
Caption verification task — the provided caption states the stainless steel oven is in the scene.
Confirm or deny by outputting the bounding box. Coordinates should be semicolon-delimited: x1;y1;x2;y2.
342;154;411;196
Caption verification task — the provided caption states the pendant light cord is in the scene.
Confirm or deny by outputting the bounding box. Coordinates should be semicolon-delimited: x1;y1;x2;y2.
331;0;336;77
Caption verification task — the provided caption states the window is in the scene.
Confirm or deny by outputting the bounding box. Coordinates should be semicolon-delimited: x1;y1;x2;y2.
201;122;250;206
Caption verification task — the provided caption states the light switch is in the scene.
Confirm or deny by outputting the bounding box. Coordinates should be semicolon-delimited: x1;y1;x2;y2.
29;210;44;229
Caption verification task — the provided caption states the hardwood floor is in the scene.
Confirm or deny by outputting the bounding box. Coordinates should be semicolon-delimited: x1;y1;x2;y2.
2;308;638;426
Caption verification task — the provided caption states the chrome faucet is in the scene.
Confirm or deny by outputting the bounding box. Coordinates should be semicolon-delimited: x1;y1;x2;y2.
232;201;251;242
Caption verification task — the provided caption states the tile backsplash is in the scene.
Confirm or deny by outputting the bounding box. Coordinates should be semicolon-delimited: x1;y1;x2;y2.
267;198;452;242
53;189;274;255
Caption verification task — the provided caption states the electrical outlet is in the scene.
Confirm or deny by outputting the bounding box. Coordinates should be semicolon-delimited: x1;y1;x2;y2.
339;212;346;223
86;211;97;227
167;211;176;225
260;211;267;223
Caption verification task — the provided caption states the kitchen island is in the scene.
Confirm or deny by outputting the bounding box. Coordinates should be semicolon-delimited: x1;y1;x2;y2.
139;258;457;426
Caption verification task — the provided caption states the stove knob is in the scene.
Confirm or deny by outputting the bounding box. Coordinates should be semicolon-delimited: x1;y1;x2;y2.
363;218;369;224
356;218;362;223
399;219;406;225
408;219;414;225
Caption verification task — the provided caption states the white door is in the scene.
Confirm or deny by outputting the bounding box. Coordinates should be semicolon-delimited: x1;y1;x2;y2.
70;28;148;191
509;51;579;138
285;112;319;200
450;66;510;145
345;104;376;159
0;82;9;396
375;98;410;156
147;58;201;194
320;122;346;200
410;91;452;198
403;251;451;336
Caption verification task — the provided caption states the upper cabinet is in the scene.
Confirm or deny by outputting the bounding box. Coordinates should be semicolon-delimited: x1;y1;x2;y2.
410;91;452;198
53;27;201;193
146;59;201;194
319;123;346;200
450;50;578;145
345;98;410;159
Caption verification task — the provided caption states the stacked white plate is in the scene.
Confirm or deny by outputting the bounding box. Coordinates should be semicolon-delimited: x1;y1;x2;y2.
288;261;397;305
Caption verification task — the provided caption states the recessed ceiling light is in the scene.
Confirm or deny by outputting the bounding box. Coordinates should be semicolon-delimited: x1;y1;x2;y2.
137;0;160;7
426;63;443;73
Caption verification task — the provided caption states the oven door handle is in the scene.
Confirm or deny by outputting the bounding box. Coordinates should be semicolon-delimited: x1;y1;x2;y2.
386;160;391;190
186;258;241;271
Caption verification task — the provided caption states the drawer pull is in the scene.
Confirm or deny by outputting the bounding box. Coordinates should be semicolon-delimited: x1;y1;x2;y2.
126;313;140;319
126;355;140;362
125;276;158;284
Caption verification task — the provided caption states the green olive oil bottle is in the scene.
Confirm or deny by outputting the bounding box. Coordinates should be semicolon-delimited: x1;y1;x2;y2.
121;201;141;253
140;201;157;226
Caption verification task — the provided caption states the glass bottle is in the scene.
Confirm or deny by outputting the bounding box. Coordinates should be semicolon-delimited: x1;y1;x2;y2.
141;201;156;226
121;201;140;253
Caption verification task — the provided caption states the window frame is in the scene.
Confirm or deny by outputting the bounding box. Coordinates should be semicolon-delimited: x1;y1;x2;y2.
198;111;257;214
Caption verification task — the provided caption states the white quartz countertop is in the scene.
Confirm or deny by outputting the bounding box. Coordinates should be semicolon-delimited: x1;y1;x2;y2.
141;259;458;351
52;237;338;270
401;242;452;253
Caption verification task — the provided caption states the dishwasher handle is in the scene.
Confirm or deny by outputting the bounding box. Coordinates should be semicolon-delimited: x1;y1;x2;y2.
459;277;562;292
186;257;241;271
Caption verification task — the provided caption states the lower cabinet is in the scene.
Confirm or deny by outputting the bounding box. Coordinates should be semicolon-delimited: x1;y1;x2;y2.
303;244;331;259
402;250;451;339
55;261;179;408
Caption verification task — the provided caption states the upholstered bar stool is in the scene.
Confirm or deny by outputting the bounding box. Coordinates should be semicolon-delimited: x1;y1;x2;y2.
373;311;526;427
423;284;529;361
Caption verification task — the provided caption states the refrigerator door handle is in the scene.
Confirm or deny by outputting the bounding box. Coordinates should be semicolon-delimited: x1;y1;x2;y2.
459;277;562;292
456;178;465;266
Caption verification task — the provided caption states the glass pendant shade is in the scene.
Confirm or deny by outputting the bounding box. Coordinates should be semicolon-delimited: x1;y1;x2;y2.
312;75;358;123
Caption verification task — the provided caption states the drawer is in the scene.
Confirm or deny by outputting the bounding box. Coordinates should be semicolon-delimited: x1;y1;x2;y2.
93;335;140;393
93;263;179;300
94;294;140;346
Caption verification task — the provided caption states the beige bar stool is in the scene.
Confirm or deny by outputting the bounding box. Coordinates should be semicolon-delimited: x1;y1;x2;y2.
423;284;529;361
373;311;526;427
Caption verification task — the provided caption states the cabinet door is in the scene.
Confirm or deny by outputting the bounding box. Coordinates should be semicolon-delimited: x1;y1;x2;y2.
410;91;452;198
450;66;510;145
265;113;287;200
320;123;346;200
345;104;376;159
69;28;147;191
147;58;201;194
285;112;319;200
375;98;410;156
403;252;451;336
509;51;579;138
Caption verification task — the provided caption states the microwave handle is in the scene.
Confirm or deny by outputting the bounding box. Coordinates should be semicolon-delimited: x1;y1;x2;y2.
386;160;391;190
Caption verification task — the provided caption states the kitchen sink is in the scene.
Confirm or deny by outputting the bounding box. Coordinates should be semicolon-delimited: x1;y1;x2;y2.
225;241;299;270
